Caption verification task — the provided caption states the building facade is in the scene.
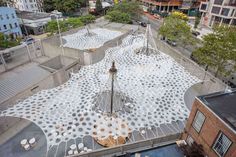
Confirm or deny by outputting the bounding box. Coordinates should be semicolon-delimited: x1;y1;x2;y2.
17;11;52;35
199;0;236;27
10;0;43;12
138;0;183;13
0;7;22;37
182;90;236;157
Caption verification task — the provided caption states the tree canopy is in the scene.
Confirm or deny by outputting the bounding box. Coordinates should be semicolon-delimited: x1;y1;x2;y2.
105;10;131;24
112;1;142;20
105;1;142;23
95;0;103;14
0;33;21;49
46;15;95;35
170;11;188;21
159;16;195;46
192;25;236;77
43;0;86;13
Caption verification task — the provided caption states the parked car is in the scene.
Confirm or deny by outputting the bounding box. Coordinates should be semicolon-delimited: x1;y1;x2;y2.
22;37;35;45
166;39;177;46
154;14;160;19
140;22;147;27
0;52;12;64
192;30;200;36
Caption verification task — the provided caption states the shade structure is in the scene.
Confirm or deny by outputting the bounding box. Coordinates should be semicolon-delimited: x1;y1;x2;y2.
93;62;131;116
137;24;159;56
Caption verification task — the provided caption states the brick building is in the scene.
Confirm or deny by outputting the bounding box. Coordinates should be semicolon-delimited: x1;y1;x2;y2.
182;90;236;157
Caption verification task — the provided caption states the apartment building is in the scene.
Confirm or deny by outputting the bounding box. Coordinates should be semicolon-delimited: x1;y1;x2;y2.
0;7;22;37
182;90;236;157
10;0;43;12
138;0;183;12
199;0;236;27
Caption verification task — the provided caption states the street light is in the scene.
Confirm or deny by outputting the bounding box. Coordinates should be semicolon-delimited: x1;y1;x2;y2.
56;15;65;56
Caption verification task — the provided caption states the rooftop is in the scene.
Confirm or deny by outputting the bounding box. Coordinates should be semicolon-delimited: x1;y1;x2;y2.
199;89;236;132
16;11;51;20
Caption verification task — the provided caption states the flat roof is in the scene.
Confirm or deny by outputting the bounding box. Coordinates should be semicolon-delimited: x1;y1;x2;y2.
0;65;50;105
199;89;236;132
16;11;51;20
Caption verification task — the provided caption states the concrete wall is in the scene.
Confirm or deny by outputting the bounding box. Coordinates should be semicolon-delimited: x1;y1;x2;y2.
181;99;236;157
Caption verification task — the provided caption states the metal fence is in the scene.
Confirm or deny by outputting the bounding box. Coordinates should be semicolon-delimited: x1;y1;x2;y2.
0;40;44;73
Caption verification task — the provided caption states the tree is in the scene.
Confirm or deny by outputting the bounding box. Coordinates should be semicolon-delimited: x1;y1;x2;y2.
192;25;236;77
0;33;21;49
111;1;142;20
194;12;201;29
95;0;103;14
43;0;55;12
43;0;84;13
105;10;131;24
182;142;205;157
170;11;188;21
159;16;195;46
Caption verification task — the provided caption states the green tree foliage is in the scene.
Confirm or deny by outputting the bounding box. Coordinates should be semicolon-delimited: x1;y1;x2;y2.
43;0;55;12
159;16;195;46
78;14;96;24
170;11;188;21
192;25;236;77
95;0;103;14
0;33;21;49
194;16;200;29
105;10;131;24
112;1;142;20
46;15;95;35
43;0;85;13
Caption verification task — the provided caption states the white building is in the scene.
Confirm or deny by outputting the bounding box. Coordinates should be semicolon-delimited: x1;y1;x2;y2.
17;11;51;35
199;0;236;27
10;0;43;12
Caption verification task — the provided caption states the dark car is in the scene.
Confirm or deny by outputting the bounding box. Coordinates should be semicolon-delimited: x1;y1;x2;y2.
140;22;147;27
192;30;200;36
166;39;177;46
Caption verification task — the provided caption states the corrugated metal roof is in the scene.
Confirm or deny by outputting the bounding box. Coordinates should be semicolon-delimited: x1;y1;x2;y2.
0;65;50;104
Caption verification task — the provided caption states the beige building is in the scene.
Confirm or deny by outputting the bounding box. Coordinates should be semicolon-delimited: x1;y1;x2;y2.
199;0;236;27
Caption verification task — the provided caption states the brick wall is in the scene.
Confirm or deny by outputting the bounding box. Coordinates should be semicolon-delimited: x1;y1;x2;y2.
181;99;236;157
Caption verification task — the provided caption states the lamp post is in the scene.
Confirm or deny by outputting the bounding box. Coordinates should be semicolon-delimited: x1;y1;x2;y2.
109;61;117;116
56;15;65;56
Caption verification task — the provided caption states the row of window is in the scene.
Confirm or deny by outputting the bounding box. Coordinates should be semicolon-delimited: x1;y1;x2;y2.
191;110;232;157
19;0;37;3
211;7;235;17
17;3;39;10
0;13;15;20
0;23;18;31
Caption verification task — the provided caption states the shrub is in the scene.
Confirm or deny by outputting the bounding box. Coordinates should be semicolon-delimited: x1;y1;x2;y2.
105;10;131;24
78;14;96;24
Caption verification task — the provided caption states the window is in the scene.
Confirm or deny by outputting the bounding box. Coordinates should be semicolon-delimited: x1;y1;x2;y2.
221;8;230;16
3;25;7;29
192;110;205;133
9;24;13;29
0;15;3;20
201;4;207;10
12;13;15;19
214;0;223;5
186;135;194;146
15;23;18;27
212;7;221;14
6;14;9;19
213;132;232;157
